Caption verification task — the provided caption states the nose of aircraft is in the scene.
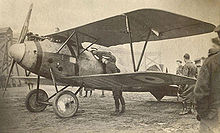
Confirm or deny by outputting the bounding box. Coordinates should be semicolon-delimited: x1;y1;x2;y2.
9;43;25;63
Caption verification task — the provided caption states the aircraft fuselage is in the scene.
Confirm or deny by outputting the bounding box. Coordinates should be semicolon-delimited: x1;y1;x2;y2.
9;39;178;98
9;39;104;85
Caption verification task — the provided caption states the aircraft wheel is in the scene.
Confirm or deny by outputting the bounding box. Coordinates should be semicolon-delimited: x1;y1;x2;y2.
53;90;79;118
25;89;48;112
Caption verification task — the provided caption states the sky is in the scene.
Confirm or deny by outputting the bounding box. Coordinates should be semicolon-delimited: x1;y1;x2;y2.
0;0;220;73
0;0;219;34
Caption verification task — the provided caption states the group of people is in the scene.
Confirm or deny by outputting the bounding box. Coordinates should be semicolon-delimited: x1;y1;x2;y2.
176;25;220;132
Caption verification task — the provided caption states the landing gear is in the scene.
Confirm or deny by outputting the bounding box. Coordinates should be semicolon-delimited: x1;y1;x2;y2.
25;89;48;112
53;90;79;118
24;70;83;118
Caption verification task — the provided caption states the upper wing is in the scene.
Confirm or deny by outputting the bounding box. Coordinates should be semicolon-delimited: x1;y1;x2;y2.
45;9;215;47
61;71;196;90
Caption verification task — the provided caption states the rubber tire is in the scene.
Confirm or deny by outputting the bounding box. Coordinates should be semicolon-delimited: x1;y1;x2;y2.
53;90;79;118
25;89;48;112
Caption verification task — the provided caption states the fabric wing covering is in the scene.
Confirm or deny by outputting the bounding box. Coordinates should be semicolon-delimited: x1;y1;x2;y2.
45;9;215;47
61;71;196;89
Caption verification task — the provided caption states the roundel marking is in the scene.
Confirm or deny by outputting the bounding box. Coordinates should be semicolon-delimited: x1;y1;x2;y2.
133;75;165;84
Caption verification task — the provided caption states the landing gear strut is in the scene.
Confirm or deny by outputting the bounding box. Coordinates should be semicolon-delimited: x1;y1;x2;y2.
25;76;49;112
24;69;84;118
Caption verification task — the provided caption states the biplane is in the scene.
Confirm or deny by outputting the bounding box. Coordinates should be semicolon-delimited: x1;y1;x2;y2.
4;5;215;118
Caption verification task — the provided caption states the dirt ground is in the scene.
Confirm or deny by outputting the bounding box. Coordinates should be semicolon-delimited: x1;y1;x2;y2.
0;85;200;133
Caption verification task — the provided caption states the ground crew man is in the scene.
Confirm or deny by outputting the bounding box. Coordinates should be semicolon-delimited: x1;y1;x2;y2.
194;58;201;78
194;25;220;133
91;49;125;115
176;60;183;75
179;53;197;115
176;60;183;101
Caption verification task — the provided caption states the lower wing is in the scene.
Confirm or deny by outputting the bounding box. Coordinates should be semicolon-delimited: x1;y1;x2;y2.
61;71;196;90
11;76;66;86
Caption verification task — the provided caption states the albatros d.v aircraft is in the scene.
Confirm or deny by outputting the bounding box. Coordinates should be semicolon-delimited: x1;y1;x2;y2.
4;6;215;118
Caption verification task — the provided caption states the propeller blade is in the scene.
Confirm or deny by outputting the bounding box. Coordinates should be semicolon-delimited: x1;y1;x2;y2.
3;60;16;96
17;3;33;43
20;4;33;76
3;4;34;96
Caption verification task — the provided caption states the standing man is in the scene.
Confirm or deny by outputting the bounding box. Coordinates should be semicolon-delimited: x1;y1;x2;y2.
182;53;197;78
194;25;220;133
91;49;125;115
179;53;197;115
194;57;206;77
176;59;183;101
176;60;183;75
194;58;202;78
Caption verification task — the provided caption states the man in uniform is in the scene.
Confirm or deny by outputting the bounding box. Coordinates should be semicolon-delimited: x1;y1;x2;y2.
176;59;183;75
194;58;202;78
179;53;197;115
176;60;183;101
91;49;125;115
194;25;220;133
